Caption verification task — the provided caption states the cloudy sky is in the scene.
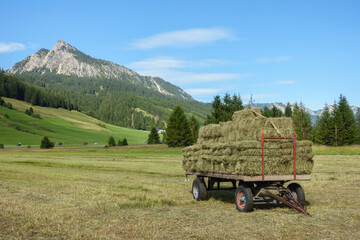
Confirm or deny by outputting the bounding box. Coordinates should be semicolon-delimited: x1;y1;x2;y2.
1;0;359;109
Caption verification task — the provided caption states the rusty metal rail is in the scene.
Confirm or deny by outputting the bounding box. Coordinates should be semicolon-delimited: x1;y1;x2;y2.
265;189;311;216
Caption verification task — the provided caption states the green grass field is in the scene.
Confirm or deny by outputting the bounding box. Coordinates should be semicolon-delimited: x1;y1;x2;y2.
0;145;359;239
0;98;149;147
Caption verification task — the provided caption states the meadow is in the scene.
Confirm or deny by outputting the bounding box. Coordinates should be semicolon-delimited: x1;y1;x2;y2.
0;98;149;146
0;145;359;239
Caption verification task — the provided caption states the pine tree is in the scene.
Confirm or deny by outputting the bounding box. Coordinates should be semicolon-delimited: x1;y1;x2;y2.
205;94;243;124
332;103;344;146
147;127;160;144
356;109;360;143
40;136;54;149
270;106;283;117
108;136;116;147
292;103;313;141
165;106;192;147
117;139;123;146
188;115;200;144
122;138;128;146
261;106;271;117
285;103;292;117
336;95;357;145
314;105;334;145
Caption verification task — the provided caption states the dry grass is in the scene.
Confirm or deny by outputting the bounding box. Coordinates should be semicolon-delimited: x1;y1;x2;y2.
0;146;359;239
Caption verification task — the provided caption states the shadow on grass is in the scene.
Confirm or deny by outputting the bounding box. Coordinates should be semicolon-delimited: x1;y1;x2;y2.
202;190;311;210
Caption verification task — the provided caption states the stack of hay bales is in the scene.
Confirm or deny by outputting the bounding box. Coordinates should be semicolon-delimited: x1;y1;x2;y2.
182;108;314;176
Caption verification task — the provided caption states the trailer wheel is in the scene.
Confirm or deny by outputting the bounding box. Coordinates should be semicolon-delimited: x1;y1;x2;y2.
235;185;253;212
288;183;305;204
192;178;207;201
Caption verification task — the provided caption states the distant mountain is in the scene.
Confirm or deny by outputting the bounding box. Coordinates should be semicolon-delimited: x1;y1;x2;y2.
6;40;210;129
247;102;359;123
8;40;191;100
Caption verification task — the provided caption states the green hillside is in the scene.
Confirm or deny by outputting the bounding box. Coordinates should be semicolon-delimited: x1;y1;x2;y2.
14;71;211;129
0;98;149;147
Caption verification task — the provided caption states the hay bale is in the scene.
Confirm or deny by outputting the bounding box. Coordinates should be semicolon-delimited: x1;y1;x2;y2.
183;108;314;176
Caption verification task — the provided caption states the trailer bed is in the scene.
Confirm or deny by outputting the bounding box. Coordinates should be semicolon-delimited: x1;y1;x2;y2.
186;170;311;182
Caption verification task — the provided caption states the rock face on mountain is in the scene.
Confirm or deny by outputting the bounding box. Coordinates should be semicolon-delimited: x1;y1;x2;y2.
8;40;191;99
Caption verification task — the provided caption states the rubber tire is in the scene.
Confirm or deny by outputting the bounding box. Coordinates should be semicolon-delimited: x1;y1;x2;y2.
235;185;253;212
288;183;305;204
192;178;207;201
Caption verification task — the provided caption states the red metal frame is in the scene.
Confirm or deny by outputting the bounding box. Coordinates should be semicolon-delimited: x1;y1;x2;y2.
261;132;296;181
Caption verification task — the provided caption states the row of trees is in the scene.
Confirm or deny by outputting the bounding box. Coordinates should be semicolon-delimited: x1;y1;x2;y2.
261;103;293;118
107;136;128;147
315;95;359;146
165;94;359;147
270;96;359;146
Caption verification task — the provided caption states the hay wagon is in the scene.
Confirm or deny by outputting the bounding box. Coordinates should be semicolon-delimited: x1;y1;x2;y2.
185;132;312;216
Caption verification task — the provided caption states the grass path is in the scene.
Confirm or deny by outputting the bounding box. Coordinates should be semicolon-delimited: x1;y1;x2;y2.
0;146;359;239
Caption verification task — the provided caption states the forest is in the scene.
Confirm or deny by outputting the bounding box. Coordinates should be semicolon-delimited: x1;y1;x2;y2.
0;71;211;130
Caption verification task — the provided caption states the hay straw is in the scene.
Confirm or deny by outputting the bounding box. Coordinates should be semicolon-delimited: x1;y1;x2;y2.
183;108;314;175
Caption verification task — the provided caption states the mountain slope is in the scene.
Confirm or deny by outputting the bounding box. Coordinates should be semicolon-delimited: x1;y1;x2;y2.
0;97;148;146
8;40;191;100
6;40;211;129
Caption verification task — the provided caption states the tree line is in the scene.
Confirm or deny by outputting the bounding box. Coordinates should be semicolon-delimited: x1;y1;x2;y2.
194;93;359;146
0;72;78;110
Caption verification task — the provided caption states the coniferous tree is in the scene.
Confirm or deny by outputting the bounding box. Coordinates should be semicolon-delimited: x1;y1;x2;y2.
40;136;54;149
122;138;128;146
165;105;192;147
314;105;334;145
205;94;243;124
336;95;357;145
270;105;283;117
332;103;344;146
285;103;292;117
292;103;313;141
356;109;360;143
117;139;123;146
147;127;160;144
261;106;271;117
188;115;200;144
108;136;116;147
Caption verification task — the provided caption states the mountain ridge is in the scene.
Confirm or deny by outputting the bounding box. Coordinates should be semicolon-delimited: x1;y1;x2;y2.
5;40;210;129
8;40;191;100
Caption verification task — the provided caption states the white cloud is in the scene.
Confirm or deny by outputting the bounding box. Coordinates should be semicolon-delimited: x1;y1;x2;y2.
275;80;296;85
0;42;25;53
129;57;187;69
128;57;248;84
257;56;292;63
130;27;235;49
129;57;233;70
185;88;222;96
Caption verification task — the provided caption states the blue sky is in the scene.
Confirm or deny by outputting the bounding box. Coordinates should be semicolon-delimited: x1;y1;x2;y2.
1;0;359;110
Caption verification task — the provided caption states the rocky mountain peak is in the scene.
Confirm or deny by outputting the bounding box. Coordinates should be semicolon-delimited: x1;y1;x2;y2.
53;40;76;52
7;40;193;100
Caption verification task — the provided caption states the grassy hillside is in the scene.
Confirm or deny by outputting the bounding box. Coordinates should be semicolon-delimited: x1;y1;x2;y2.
0;98;149;147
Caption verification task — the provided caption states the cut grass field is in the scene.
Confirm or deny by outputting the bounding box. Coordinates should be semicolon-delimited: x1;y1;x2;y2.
0;98;149;147
0;145;359;239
